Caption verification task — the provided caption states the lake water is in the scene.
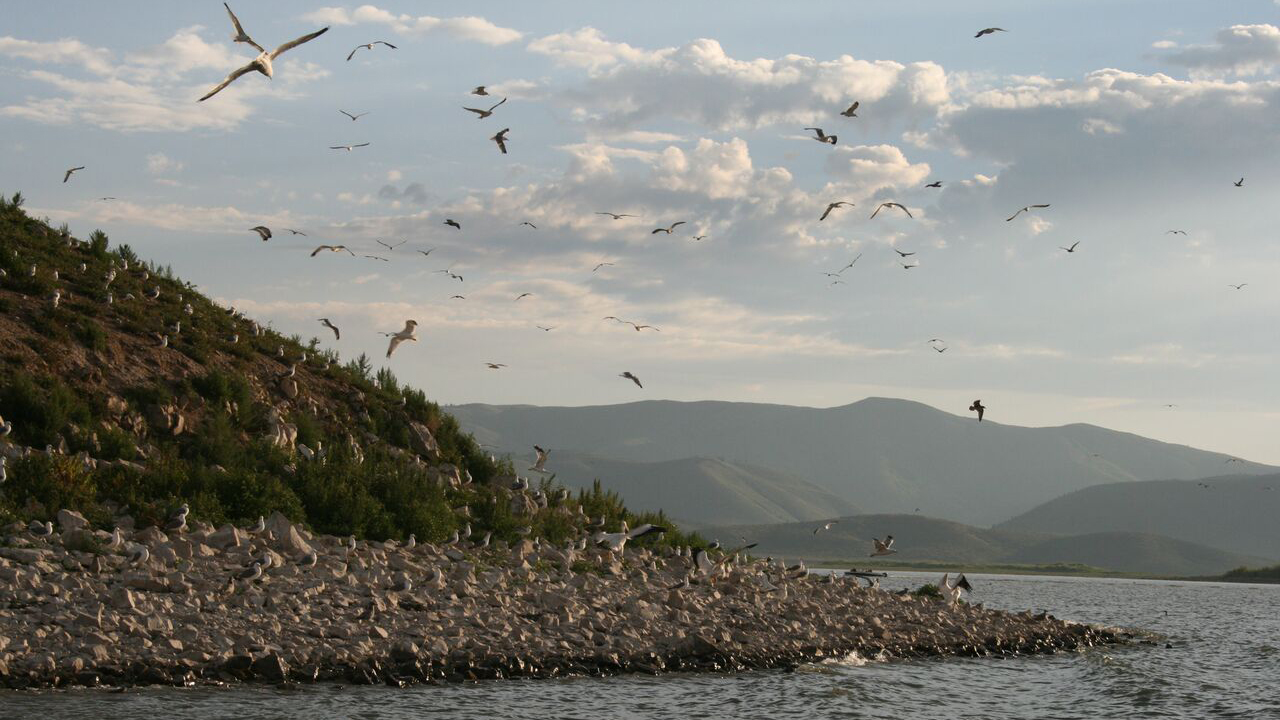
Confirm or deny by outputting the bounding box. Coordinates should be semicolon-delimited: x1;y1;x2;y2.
4;572;1278;719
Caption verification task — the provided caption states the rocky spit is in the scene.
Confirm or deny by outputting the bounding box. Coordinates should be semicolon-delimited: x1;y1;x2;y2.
0;510;1119;690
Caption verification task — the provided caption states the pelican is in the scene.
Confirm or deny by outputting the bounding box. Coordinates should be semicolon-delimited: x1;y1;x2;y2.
463;97;507;119
347;41;397;61
199;5;329;101
870;535;896;557
870;202;913;219
319;318;340;340
529;445;549;473
385;319;419;358
804;127;837;144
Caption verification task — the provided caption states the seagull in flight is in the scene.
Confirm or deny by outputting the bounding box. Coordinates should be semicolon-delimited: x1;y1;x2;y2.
363;254;389;262
519;221;537;229
1006;204;1050;221
894;248;915;258
969;399;986;421
1165;230;1187;235
329;142;370;151
820;201;853;221
346;41;397;61
471;86;489;95
310;244;354;256
484;362;507;370
463;97;507;119
840;101;859;117
385;320;418;358
450;295;466;300
529;445;550;473
62;166;85;183
250;226;272;241
1059;241;1081;253
813;520;839;535
925;181;943;188
417;248;436;257
592;262;615;272
595;212;636;220
804;127;837;144
1234;178;1244;187
870;202;913;219
619;371;643;388
491;128;510;154
691;234;708;241
975;27;1007;38
652;221;687;234
339;110;369;121
840;254;863;272
515;292;533;301
932;344;948;353
199;5;329;101
900;262;919;270
1228;283;1248;290
284;228;306;236
376;239;406;251
536;325;555;331
96;196;116;201
319;318;340;340
870;536;897;557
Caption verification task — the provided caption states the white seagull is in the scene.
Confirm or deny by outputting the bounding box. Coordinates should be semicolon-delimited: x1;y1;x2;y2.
529;445;550;473
319;318;340;340
813;520;839;535
594;521;667;553
200;4;329;101
385;320;419;358
938;573;973;604
870;535;897;557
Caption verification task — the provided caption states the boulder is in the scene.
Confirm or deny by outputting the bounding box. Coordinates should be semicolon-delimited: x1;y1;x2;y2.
208;524;244;550
56;509;89;532
408;422;441;461
252;653;290;682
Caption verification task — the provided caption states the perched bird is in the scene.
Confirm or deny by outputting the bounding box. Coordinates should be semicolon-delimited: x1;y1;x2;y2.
651;221;687;234
1006;204;1050;222
938;573;973;604
870;535;896;557
298;551;318;568
63;166;85;183
1059;241;1080;253
385;319;419;358
819;201;853;221
128;545;150;566
237;562;263;582
329;143;370;151
463;97;507;119
840;101;859;117
248;516;266;534
443;219;462;229
0;456;6;484
29;520;54;539
870;202;913;219
347;41;397;61
595;212;636;220
925;181;943;188
619;371;643;388
199;5;329;101
813;520;839;535
491;128;510;154
529;445;550;473
310;244;354;257
319;318;340;340
969;399;986;421
339;110;369;121
250;226;272;241
804;127;837;144
975;27;1007;38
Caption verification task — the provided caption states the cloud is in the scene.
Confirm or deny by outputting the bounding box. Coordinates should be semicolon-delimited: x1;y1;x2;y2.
531;29;949;131
0;36;113;74
301;6;521;45
146;152;184;175
1162;24;1280;76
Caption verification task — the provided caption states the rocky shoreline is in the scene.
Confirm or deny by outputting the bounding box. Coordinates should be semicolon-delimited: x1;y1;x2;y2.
0;511;1120;690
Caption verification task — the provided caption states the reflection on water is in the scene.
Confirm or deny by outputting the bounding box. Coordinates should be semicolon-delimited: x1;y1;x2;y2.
2;573;1277;720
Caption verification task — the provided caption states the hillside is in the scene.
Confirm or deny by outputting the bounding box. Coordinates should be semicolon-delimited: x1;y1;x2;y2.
0;193;695;548
448;400;1274;526
536;452;861;527
698;513;1268;577
997;474;1280;561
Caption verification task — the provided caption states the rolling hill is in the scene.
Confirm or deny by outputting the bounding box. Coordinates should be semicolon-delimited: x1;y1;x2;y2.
449;400;1274;526
698;514;1269;577
997;474;1280;560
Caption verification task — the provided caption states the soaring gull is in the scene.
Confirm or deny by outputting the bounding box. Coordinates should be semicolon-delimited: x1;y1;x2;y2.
319;318;340;340
346;41;397;61
385;320;419;358
199;5;329;101
463;97;507;119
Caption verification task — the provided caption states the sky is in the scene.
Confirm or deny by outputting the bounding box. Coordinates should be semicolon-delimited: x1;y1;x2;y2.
3;1;1279;463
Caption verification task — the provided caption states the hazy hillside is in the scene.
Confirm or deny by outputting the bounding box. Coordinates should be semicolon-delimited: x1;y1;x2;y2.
997;474;1280;560
699;514;1268;576
538;452;861;527
449;400;1274;526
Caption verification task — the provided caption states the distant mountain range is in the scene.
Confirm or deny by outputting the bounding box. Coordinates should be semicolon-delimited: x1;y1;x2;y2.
696;514;1271;577
997;474;1280;560
450;398;1274;526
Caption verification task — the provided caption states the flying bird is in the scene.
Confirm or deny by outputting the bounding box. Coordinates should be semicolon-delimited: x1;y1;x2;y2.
250;226;272;241
1234;178;1244;187
894;248;915;258
870;202;913;219
595;212;636;220
442;218;462;230
385;320;418;358
819;201;853;221
969;399;985;421
284;228;306;236
1006;204;1050;221
1228;283;1248;290
652;221;687;234
592;262;614;272
463;97;507;119
417;248;436;257
491;128;510;154
840;101;859;117
376;239;406;251
199;5;329;101
319;318;340;340
619;371;643;388
1060;241;1080;253
1165;230;1187;235
471;86;489;96
450;295;466;300
310;244;354;256
346;41;397;61
840;254;863;271
975;27;1007;38
529;445;549;473
813;520;839;535
900;262;919;270
932;345;948;353
62;166;85;183
804;127;837;144
329;143;370;151
338;110;369;121
362;255;389;262
515;292;533;301
484;362;507;370
870;536;896;557
519;221;537;229
925;181;943;188
691;235;707;241
536;325;555;331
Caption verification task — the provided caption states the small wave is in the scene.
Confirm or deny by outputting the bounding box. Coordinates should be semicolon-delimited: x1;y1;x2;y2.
819;651;870;668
